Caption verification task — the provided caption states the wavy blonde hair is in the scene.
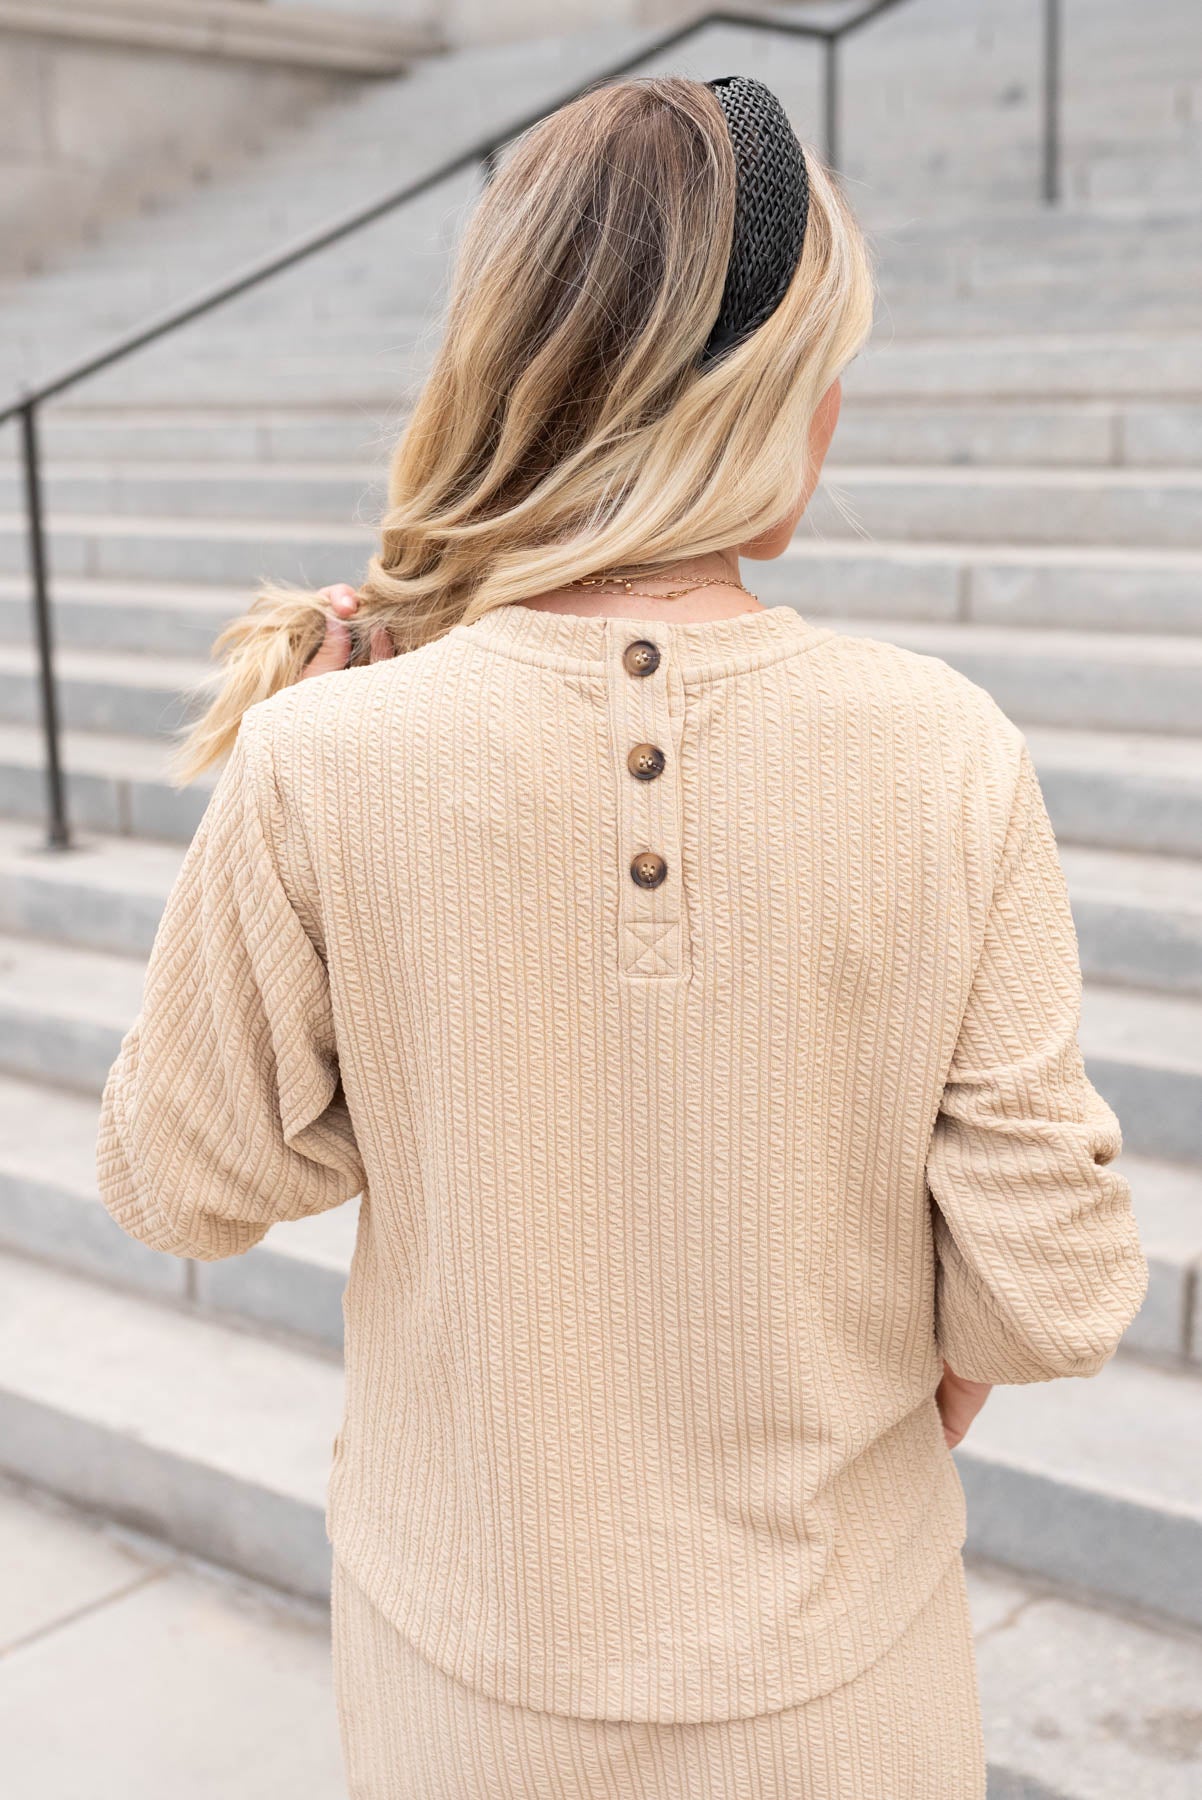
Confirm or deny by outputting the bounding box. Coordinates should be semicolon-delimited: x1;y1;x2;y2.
170;75;874;781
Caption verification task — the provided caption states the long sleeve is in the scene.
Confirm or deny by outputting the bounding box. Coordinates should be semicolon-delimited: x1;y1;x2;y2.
926;740;1148;1384
95;700;365;1261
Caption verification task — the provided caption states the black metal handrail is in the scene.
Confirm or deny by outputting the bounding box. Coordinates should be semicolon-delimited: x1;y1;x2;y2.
5;0;1063;849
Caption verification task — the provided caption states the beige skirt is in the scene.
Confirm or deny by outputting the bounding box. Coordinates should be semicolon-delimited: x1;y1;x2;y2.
331;1553;986;1800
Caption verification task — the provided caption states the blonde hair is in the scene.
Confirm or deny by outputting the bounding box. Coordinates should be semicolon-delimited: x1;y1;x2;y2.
170;75;875;781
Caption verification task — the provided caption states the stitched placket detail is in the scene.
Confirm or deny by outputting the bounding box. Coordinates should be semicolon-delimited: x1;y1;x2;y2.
607;623;690;982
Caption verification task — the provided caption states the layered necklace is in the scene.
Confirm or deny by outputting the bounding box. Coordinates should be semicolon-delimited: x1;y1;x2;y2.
566;566;759;604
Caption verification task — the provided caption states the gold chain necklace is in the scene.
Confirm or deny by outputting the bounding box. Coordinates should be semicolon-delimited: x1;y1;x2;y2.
567;568;758;603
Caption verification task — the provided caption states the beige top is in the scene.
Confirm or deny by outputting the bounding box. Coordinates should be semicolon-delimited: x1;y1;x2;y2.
97;600;1147;1723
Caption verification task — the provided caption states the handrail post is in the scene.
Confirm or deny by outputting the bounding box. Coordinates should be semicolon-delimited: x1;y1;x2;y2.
822;34;840;173
1042;0;1062;203
18;399;70;850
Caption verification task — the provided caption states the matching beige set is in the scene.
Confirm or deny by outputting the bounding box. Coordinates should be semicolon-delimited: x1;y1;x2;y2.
97;601;1147;1797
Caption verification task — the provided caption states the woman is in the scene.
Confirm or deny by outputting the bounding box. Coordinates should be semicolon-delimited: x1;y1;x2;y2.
96;75;1147;1799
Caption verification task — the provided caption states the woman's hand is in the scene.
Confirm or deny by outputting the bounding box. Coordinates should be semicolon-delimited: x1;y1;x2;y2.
301;584;396;679
936;1363;992;1450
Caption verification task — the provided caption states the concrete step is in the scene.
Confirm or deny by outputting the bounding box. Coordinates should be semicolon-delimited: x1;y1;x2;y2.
24;327;1202;415
9;208;1199;277
2;912;1199;1151
1079;146;1202;210
1059;845;1202;995
12;255;1202;355
1025;725;1202;858
882;227;1202;285
16;95;1190;240
12;278;1200;357
809;465;1202;550
870;201;1202;261
19;398;1202;471
877;287;1202;341
6;533;1202;653
0;819;185;957
879;262;1202;321
6;609;1202;742
0;512;370;589
71;182;460;263
1080;982;1202;1163
3;543;1200;665
0;576;240;659
764;539;1202;635
3;307;434;386
833;400;1202;470
0;930;145;1093
0;1046;1191;1366
3;812;1198;995
0;1251;339;1604
12;547;1202;672
875;289;1202;336
0;266;440;333
0;724;212;843
822;618;1202;735
18;177;1190;302
110;94;1194;234
20;176;1191;312
0;464;385;526
25;358;423;414
7;460;1202;548
845;333;1202;402
31;409;403;465
70;191;461;262
5;543;1201;660
1116;1155;1202;1363
2;715;1200;858
0;644;212;741
957;1355;1202;1634
0;1246;1197;1637
0;1070;355;1348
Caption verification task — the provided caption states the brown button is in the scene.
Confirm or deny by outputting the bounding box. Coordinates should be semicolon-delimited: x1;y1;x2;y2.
627;742;666;781
622;639;660;677
630;850;668;889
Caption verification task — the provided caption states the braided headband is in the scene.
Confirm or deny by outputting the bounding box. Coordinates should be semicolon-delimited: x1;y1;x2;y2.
701;75;811;366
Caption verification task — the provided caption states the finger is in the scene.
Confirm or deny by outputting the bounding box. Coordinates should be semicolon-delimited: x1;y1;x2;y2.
936;1379;964;1446
369;624;397;662
318;584;360;618
936;1372;989;1450
938;1399;968;1449
302;616;353;678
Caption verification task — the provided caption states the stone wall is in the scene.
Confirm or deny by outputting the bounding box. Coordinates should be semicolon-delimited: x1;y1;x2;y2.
0;2;437;274
269;0;725;48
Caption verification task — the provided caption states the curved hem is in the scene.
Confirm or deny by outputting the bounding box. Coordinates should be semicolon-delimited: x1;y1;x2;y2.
325;1487;968;1725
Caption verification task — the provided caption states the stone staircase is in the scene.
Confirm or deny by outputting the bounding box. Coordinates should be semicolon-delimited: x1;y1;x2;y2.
0;4;1200;1795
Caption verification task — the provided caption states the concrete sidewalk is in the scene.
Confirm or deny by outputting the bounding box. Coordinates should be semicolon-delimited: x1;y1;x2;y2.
0;1480;343;1800
2;1478;1200;1800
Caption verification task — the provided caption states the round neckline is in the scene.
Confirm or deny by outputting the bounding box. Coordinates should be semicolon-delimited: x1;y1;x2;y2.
452;600;834;681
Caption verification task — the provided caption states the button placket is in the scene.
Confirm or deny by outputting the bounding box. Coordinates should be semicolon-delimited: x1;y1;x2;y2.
608;627;689;980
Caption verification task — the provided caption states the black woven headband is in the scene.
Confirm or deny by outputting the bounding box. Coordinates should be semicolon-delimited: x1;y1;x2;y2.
701;75;811;366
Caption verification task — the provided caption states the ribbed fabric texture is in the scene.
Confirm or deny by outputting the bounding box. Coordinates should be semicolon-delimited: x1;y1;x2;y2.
96;599;1148;1725
331;1552;985;1799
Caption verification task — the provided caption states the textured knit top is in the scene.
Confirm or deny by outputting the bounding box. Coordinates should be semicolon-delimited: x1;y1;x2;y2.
96;600;1148;1724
